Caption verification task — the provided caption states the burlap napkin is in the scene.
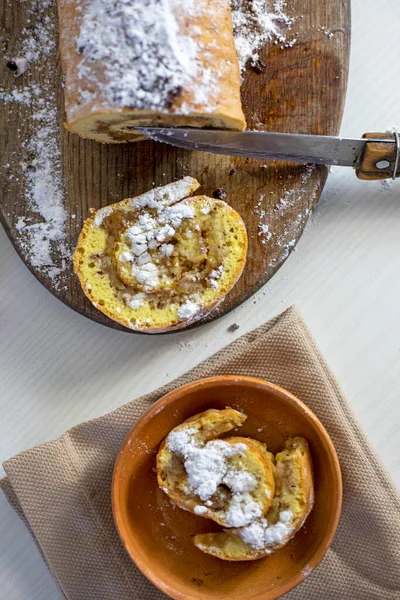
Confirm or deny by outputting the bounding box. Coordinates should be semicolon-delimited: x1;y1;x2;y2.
1;306;400;600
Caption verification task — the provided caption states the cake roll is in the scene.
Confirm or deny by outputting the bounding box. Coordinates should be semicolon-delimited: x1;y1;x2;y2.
157;408;276;527
73;178;248;332
194;437;315;561
57;0;246;143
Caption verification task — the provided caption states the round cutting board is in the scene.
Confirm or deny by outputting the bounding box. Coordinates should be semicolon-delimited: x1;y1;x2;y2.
0;0;350;333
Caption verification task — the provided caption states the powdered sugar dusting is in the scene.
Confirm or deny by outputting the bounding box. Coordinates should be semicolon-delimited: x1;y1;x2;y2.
71;0;221;116
178;300;200;320
130;177;199;212
18;101;67;271
269;165;318;267
209;265;224;289
252;164;320;269
167;428;263;527
231;0;294;72
114;186;197;295
93;206;113;228
123;292;146;309
194;505;208;515
301;564;313;578
238;510;293;549
6;0;56;75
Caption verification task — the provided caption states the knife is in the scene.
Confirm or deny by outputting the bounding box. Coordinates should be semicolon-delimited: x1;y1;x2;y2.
137;128;400;181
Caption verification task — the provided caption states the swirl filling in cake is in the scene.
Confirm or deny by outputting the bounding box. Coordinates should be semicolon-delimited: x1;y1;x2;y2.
73;177;248;332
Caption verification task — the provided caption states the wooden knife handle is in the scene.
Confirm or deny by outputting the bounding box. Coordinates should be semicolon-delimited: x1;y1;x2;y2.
356;132;399;180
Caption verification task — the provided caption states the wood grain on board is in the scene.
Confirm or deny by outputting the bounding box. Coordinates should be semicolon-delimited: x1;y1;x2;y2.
0;0;350;333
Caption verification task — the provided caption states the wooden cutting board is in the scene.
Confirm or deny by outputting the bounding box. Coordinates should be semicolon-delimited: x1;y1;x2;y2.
0;0;350;333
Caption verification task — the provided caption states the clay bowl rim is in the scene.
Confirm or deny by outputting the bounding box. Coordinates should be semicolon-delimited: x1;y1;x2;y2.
112;375;343;600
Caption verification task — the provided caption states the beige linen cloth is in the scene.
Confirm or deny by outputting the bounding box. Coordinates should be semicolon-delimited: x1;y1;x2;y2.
1;306;400;600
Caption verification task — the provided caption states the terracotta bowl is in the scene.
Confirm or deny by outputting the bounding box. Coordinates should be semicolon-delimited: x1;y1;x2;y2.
112;376;342;600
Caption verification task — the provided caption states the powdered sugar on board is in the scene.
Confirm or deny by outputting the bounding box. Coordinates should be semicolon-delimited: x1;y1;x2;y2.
253;165;322;269
231;0;295;72
6;0;57;75
0;0;69;288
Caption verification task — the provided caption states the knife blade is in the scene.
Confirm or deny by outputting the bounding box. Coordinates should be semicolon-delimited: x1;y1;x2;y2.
136;128;395;170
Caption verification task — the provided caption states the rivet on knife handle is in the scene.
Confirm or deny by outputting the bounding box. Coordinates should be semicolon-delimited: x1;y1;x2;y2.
356;132;400;180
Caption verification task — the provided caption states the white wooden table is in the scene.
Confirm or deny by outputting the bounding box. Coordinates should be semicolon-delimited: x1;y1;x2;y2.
1;1;399;597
